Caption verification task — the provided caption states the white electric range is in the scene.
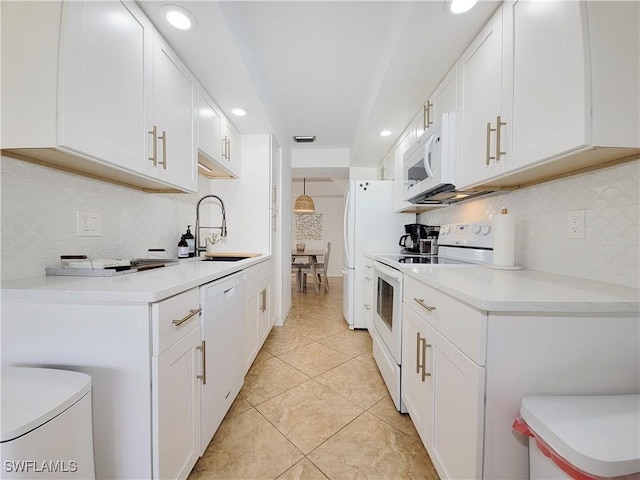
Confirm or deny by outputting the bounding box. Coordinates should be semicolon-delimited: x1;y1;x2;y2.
367;221;494;412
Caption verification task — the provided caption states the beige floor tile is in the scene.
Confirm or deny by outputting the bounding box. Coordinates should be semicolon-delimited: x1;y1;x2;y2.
279;342;351;377
224;394;253;420
307;412;439;480
315;358;387;410
353;349;377;368
257;380;364;454
189;409;303;480
368;396;421;443
241;356;310;406
317;329;372;358
276;459;328;480
263;327;315;356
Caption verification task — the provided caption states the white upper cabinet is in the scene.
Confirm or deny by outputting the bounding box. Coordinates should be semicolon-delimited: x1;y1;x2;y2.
455;8;506;189
58;1;154;178
221;119;241;177
1;1;200;193
424;66;458;129
456;1;640;190
151;31;198;192
197;85;241;179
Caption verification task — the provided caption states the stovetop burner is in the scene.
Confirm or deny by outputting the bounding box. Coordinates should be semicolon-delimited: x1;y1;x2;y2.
388;255;469;265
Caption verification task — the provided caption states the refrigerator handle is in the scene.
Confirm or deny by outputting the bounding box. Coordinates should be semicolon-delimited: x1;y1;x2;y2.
343;186;351;266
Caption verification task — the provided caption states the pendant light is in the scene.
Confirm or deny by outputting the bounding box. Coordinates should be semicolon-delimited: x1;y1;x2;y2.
293;178;315;213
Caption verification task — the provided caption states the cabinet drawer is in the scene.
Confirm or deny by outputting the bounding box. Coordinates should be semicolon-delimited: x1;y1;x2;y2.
403;277;486;365
152;288;201;356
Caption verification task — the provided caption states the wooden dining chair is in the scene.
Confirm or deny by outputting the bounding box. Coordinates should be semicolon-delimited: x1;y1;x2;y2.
302;242;331;293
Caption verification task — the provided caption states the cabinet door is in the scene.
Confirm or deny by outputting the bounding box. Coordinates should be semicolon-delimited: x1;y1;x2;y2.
152;31;198;192
401;306;430;446
505;0;586;172
59;1;153;176
427;325;485;480
198;86;223;165
153;327;202;480
393;131;414;212
222;119;241;177
428;66;458;123
244;288;261;374
456;7;506;188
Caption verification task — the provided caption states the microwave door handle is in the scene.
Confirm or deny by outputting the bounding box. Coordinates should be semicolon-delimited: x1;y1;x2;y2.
422;133;436;179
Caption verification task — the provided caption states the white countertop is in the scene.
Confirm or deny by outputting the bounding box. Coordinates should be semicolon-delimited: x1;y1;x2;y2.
1;255;269;304
366;253;640;314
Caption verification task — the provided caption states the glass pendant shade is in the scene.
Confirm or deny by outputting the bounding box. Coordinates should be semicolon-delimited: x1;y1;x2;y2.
293;178;315;213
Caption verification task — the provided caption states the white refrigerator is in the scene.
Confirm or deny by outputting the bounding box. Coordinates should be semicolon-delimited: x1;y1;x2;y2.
342;180;412;329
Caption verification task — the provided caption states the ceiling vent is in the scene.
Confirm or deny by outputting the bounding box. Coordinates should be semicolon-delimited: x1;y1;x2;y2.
293;136;316;143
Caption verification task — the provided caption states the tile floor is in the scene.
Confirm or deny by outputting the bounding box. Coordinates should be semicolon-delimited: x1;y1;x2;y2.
189;277;439;480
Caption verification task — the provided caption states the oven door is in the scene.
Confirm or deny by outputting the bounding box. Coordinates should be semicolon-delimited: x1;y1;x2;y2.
372;261;403;365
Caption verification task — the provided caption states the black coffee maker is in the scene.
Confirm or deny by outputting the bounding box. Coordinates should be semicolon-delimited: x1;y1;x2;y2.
399;223;440;253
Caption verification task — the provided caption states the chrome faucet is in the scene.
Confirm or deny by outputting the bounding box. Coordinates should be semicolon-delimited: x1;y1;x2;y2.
195;194;228;255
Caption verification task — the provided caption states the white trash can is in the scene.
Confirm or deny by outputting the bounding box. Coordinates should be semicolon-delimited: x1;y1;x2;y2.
1;367;95;479
516;395;640;480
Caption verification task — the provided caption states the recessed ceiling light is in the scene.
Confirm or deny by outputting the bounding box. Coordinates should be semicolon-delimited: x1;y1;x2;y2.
380;130;392;137
231;107;248;117
161;5;197;31
444;0;477;15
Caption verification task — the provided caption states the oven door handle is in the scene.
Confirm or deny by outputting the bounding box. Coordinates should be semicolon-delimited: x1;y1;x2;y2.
373;262;403;281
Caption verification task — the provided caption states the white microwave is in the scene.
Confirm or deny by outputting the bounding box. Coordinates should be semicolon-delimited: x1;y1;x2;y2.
403;112;458;203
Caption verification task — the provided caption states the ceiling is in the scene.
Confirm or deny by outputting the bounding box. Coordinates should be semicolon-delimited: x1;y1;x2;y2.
137;1;500;179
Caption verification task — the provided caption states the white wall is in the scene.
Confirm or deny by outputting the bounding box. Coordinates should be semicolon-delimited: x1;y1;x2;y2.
0;156;213;280
291;180;345;277
418;159;640;288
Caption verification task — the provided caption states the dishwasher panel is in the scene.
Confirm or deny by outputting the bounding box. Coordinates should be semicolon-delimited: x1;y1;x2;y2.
199;271;246;454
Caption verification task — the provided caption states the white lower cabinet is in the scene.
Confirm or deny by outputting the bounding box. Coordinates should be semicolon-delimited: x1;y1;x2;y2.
151;287;203;480
244;260;274;374
402;301;485;480
401;275;639;479
153;327;202;480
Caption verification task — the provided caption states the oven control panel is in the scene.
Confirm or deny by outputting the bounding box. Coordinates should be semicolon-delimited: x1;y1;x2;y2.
438;221;493;249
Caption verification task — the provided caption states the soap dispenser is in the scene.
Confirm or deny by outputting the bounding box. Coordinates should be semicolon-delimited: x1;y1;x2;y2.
177;235;189;258
184;225;195;257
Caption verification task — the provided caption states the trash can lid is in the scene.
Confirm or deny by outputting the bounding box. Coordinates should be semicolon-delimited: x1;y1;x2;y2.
1;367;91;442
521;394;640;478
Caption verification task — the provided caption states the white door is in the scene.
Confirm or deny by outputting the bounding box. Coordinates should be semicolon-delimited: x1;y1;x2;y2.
59;1;153;176
152;32;197;192
198;87;223;165
505;0;586;172
427;325;485;480
456;6;505;189
402;306;430;445
342;184;355;268
153;327;202;480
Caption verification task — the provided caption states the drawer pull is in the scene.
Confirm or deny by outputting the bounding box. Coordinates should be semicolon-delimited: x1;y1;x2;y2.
196;340;206;384
413;298;436;312
416;332;422;374
172;307;202;327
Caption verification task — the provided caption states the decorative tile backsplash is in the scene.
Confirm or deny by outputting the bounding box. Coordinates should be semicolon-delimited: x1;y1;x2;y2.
1;156;209;281
418;159;640;288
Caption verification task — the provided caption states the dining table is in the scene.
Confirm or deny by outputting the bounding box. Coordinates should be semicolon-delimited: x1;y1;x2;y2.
291;249;325;294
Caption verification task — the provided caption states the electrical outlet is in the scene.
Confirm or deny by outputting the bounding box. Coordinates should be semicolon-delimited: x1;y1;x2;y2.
77;210;101;237
567;210;585;239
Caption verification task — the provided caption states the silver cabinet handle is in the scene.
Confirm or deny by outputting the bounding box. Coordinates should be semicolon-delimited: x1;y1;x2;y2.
421;338;432;382
148;125;158;166
196;340;206;384
364;304;371;310
495;115;506;162
416;332;422;374
413;298;436;312
172;307;202;327
424;100;433;129
486;121;495;165
260;289;267;313
158;130;167;169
